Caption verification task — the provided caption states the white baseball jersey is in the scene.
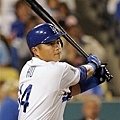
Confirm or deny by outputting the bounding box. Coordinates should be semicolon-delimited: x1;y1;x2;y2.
18;57;80;120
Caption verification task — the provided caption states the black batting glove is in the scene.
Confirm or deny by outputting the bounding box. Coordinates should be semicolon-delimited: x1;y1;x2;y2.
94;63;113;83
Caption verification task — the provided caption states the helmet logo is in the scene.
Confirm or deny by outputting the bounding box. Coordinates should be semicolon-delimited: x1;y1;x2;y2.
50;25;59;34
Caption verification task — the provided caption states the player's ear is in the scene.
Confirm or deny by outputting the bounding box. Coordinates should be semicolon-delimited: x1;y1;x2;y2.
31;46;39;56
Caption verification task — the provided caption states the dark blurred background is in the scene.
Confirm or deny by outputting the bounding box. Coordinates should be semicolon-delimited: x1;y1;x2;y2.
0;0;120;119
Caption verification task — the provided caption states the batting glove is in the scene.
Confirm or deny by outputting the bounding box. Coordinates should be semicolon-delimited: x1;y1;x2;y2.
94;63;113;83
87;54;101;71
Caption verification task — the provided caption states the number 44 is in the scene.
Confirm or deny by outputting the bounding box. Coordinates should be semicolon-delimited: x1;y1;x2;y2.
18;84;32;113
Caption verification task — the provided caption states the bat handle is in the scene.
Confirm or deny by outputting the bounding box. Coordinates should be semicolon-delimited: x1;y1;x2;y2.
63;34;89;58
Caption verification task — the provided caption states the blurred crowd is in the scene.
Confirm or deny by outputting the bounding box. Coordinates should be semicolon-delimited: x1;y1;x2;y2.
0;0;120;118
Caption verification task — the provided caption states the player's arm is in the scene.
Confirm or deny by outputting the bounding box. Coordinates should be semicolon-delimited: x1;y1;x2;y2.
70;54;110;96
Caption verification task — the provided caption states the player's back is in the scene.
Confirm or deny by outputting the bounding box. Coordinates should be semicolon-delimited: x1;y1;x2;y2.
18;57;71;120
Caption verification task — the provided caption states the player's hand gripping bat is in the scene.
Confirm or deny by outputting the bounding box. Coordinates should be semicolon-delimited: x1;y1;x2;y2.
24;0;113;82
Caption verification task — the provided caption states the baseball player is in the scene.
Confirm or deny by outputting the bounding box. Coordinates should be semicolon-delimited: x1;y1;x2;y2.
18;23;111;120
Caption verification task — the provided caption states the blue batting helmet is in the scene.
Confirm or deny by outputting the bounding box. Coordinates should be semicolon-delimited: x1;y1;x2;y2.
26;23;64;51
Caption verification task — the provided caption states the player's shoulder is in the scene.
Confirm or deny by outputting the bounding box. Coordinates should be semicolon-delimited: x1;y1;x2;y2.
54;61;70;68
22;57;73;70
54;61;78;72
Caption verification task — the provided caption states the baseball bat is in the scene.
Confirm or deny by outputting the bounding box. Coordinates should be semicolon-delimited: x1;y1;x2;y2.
24;0;113;81
24;0;88;58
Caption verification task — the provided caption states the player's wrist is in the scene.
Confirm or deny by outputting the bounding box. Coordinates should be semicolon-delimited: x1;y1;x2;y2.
87;63;97;71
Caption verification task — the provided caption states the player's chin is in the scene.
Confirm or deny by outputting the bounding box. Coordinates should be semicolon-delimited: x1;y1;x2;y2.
54;54;62;61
